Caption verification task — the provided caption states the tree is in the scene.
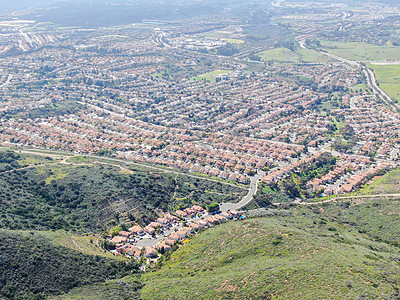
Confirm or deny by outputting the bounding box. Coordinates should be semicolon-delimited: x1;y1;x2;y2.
279;178;301;198
206;203;220;213
216;43;239;56
252;192;272;208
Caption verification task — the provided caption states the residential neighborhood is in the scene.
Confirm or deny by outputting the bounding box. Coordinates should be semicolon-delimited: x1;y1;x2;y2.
0;0;399;198
107;204;245;263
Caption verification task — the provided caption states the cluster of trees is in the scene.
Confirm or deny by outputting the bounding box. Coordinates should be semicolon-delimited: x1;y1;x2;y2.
0;100;85;120
304;39;322;49
0;151;21;172
0;231;138;299
216;43;239;56
276;153;337;198
333;124;358;153
248;53;262;61
0;155;245;232
251;190;273;208
274;40;296;51
206;203;220;213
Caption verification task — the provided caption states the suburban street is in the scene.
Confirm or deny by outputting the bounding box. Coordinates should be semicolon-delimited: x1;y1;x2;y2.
220;171;266;212
135;223;182;248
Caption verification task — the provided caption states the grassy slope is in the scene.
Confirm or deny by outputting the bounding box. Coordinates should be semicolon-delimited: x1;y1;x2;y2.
359;169;400;195
51;276;142;300
0;230;138;300
37;230;126;260
192;70;231;81
0;149;62;172
0;100;85;119
366;63;400;102
257;47;333;63
142;203;400;299
320;41;400;61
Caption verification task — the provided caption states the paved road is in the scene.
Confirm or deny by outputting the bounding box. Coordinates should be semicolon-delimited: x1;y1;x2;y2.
136;223;182;248
220;171;266;212
363;67;400;111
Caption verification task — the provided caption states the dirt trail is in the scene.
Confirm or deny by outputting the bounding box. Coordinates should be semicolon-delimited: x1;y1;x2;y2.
12;149;245;188
281;193;400;206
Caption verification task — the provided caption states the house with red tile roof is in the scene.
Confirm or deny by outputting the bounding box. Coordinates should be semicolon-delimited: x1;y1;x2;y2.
126;246;142;259
176;230;189;238
144;246;158;258
189;222;203;230
156;242;171;252
145;226;156;235
169;232;183;241
164;213;180;223
165;239;177;246
111;236;128;244
118;231;131;238
181;226;194;234
156;217;170;226
129;225;145;236
175;210;188;218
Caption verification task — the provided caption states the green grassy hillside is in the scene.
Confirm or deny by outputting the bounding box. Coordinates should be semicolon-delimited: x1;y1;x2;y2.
257;47;333;63
2;195;398;299
359;169;400;195
0;230;139;300
0;150;62;172
51;276;142;300
142;202;400;299
303;199;400;246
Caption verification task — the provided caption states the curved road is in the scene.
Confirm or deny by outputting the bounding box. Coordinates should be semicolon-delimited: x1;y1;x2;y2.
220;171;266;212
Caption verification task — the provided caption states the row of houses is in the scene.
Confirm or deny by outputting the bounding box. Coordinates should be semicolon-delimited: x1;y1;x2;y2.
338;163;393;194
110;207;243;259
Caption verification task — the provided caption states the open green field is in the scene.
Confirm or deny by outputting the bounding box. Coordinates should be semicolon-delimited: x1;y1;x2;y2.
257;47;333;63
196;31;245;44
351;83;370;92
142;202;400;299
221;38;245;44
192;70;231;81
319;41;400;61
366;63;400;102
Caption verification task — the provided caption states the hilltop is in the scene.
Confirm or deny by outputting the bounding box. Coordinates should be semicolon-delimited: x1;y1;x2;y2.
141;200;400;299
